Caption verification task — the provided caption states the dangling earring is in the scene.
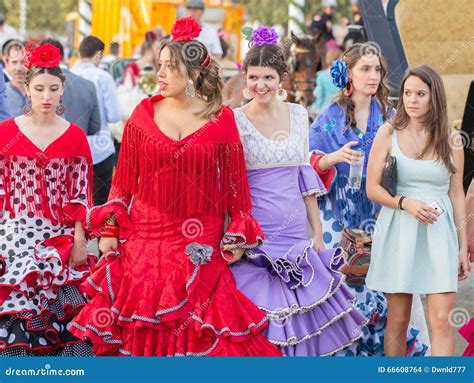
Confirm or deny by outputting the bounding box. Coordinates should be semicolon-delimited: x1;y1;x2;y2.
56;97;65;115
185;79;196;98
276;87;288;101
23;97;33;116
242;88;253;100
346;80;353;97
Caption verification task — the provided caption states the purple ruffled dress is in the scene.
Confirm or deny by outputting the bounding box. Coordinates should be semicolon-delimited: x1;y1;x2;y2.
230;104;367;356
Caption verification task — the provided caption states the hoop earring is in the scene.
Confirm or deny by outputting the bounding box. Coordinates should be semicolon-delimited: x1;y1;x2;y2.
184;79;196;98
276;87;287;101
23;97;33;116
242;88;253;100
56;97;65;115
346;81;353;97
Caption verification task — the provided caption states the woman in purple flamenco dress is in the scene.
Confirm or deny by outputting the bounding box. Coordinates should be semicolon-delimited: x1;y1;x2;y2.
227;28;367;356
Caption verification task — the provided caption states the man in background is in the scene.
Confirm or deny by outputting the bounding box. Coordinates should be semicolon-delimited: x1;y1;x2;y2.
0;64;11;121
72;35;121;205
185;0;223;58
3;40;27;116
41;38;101;138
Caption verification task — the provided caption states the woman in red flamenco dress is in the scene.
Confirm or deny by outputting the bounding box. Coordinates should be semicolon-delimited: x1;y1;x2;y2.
459;179;473;357
0;44;95;356
70;17;282;357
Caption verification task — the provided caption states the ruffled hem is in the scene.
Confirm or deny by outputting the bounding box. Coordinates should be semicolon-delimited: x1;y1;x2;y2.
298;163;327;197
459;319;474;356
222;215;264;250
86;199;134;239
0;285;91;355
231;242;367;355
70;246;282;356
0;235;95;316
0;342;94;356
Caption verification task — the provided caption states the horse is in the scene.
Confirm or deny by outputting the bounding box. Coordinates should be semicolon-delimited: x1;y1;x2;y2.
222;31;324;110
282;31;324;108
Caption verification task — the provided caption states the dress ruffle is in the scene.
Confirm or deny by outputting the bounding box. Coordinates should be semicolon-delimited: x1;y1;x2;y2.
70;246;282;356
298;164;327;197
221;214;264;250
0;233;96;356
459;318;474;356
231;242;368;356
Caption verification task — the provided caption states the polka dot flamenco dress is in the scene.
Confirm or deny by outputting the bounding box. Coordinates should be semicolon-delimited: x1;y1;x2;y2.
0;119;96;356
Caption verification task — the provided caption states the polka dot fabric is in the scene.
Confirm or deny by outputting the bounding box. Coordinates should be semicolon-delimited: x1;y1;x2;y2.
0;120;95;356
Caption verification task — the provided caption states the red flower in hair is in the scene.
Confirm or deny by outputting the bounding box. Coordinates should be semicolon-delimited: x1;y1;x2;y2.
23;43;61;70
171;16;202;42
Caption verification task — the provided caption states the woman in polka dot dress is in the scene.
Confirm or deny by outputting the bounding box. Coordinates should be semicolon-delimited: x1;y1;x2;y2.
0;44;95;356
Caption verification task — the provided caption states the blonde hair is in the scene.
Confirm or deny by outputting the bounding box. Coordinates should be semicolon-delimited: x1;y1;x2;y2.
336;43;392;130
393;65;455;173
159;40;223;119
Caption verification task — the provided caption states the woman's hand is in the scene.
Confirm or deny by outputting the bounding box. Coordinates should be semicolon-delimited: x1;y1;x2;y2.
69;238;88;268
403;198;439;225
330;141;364;166
99;237;119;254
458;248;471;281
312;235;325;252
221;244;245;264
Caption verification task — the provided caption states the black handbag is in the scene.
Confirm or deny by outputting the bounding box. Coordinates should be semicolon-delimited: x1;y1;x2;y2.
381;154;397;197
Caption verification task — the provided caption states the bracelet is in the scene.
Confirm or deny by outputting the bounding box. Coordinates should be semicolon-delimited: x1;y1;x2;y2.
398;196;406;210
99;224;120;238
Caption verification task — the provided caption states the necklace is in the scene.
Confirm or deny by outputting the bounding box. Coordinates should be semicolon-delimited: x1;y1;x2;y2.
407;128;425;159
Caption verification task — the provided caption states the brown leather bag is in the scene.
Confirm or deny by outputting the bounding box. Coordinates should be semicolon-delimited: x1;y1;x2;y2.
338;228;372;286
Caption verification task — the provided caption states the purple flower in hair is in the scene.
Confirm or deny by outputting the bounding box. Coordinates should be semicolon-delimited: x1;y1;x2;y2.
251;27;279;46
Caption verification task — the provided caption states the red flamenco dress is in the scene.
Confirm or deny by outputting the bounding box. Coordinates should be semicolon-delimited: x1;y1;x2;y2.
70;95;283;356
0;119;96;356
459;319;474;356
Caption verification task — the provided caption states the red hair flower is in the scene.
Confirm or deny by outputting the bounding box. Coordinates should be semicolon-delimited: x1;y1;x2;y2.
171;16;202;42
23;43;61;70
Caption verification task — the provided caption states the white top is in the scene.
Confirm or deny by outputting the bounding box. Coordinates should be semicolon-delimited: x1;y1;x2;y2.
197;22;223;56
234;103;310;170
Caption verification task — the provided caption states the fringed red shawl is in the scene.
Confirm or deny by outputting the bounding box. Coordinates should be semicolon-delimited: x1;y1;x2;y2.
0;119;93;226
110;94;252;218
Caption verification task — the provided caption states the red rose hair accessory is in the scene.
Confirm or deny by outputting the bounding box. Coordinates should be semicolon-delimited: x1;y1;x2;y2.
23;43;61;70
171;16;202;42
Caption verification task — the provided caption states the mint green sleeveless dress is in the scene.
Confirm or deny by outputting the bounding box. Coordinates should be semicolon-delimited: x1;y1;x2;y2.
366;130;459;294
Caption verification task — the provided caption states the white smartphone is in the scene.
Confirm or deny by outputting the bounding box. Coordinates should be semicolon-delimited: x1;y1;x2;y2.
429;201;445;216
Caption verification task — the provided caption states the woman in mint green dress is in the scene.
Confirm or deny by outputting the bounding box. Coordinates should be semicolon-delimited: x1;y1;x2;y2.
366;65;471;356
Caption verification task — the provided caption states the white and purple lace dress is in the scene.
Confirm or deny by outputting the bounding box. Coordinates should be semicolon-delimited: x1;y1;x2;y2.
230;103;367;356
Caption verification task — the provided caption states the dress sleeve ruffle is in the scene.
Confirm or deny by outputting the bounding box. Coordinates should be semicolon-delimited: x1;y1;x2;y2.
298;164;327;197
309;151;337;192
222;212;264;250
62;155;94;229
86;199;134;239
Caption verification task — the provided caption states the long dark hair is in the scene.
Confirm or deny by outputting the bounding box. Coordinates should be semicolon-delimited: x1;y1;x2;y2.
393;65;455;173
242;43;288;80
